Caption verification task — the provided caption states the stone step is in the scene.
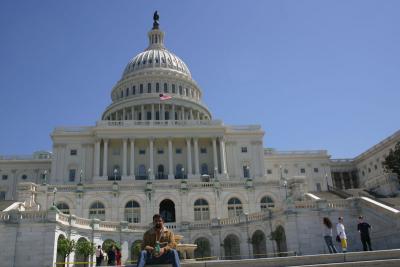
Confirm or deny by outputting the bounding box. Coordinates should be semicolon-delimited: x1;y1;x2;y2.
129;249;400;267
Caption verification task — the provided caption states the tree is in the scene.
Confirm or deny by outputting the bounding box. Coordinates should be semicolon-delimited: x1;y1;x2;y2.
57;238;76;267
75;239;96;267
382;141;400;181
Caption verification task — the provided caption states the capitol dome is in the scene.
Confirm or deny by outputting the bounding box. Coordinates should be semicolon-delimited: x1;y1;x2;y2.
101;13;212;122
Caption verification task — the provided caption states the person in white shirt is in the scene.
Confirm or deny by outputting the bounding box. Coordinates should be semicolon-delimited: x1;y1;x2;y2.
336;217;347;253
95;245;104;266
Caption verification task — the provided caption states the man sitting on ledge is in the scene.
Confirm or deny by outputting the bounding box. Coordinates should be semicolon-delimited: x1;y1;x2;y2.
136;214;180;267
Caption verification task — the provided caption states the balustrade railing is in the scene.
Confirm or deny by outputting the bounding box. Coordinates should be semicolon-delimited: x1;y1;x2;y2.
96;120;223;128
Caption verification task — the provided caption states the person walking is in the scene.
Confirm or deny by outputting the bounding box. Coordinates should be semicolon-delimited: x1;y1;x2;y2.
322;217;337;253
95;245;104;266
357;215;372;251
336;217;347;253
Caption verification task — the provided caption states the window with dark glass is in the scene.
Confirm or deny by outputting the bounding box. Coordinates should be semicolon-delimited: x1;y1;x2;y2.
157;149;164;154
139;84;143;94
179;86;183;95
172;84;176;93
267;169;272;174
176;148;182;154
21;174;27;180
200;148;207;154
2;175;8;180
156;83;160;93
132;86;136;95
146;111;151;120
70;149;77;156
120;91;123;98
300;168;306;174
126;88;129;96
314;168;319;173
164;83;168;93
241;147;248;153
139;149;146;155
147;83;151;93
69;169;76;182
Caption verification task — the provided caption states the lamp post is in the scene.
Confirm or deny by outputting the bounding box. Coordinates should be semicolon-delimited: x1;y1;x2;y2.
79;169;83;184
52;187;57;206
148;168;152;180
42;170;48;185
214;167;218;180
181;167;185;179
283;180;288;199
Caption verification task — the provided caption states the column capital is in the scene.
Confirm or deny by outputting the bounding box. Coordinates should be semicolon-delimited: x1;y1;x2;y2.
129;138;135;143
102;138;109;143
193;137;199;142
186;138;192;143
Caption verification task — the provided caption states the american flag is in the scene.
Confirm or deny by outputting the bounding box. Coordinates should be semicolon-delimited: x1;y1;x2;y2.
159;93;172;101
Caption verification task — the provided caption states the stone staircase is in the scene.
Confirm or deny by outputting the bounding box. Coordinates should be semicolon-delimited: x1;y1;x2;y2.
140;249;400;267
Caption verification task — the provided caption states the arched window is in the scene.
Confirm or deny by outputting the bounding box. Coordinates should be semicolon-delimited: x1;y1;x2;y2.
89;201;105;220
56;202;70;214
260;196;275;211
125;200;140;223
194;237;211;259
252;230;267;258
224;234;241;260
201;164;209;175
227;198;243;217
194;199;209;221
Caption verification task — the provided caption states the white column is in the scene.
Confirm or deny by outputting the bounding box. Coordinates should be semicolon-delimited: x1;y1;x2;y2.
130;139;135;178
181;106;185;120
161;104;165;120
149;138;154;179
141;105;145;120
186;138;192;178
189;109;193;120
123;108;126;120
94;140;101;177
168;139;174;179
131;106;135;120
122;139;128;177
219;137;228;178
172;105;175;121
194;138;200;177
151;104;155;120
212;138;218;177
102;139;108;178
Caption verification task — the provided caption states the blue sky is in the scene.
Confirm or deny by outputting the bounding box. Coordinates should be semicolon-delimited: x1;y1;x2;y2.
0;1;399;158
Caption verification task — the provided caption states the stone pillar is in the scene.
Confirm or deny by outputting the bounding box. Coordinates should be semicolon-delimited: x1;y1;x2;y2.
149;138;154;179
186;138;192;177
189;109;193;120
181;106;185;120
349;172;354;188
340;173;345;189
151;104;155;120
102;139;108;178
212;138;219;177
172;104;175;120
123;108;126;120
94;140;101;177
193;138;200;177
122;139;128;177
161;104;165;120
141;105;145;120
219;137;228;178
130;139;135;179
168;139;174;179
131;106;135;120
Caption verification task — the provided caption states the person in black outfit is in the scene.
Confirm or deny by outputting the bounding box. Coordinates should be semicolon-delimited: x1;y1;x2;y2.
357;215;372;251
107;245;116;266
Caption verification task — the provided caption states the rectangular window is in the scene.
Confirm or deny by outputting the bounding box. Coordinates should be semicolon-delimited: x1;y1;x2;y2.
140;84;143;94
179;86;183;95
2;175;8;180
157;149;164;154
70;149;77;156
300;168;306;174
172;84;176;93
0;192;5;200
241;147;248;153
200;148;207;154
126;88;129;96
164;83;168;93
139;149;146;155
314;168;319;173
267;169;272;174
156;83;160;93
69;169;76;182
147;83;151;93
146;111;152;120
176;148;182;154
243;166;250;178
132;86;136;95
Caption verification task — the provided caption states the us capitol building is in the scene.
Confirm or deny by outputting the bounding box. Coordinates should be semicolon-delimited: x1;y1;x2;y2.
1;14;400;267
